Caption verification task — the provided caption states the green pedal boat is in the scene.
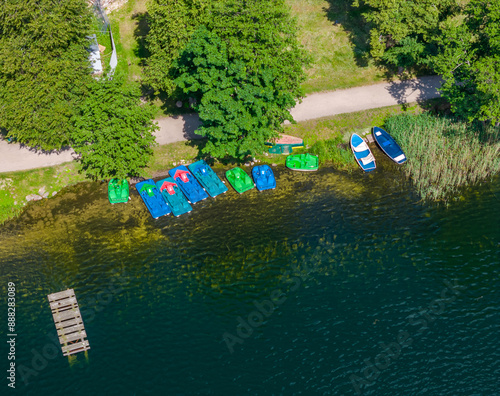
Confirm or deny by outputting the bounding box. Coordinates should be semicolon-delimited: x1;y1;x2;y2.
226;167;255;194
285;153;319;171
108;178;129;204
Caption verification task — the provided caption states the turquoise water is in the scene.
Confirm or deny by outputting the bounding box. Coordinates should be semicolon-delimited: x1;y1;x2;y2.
0;163;499;395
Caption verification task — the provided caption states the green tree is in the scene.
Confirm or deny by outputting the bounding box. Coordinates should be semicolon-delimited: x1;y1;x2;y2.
145;0;210;95
173;0;308;160
433;0;500;124
71;76;158;180
0;0;93;150
353;0;458;68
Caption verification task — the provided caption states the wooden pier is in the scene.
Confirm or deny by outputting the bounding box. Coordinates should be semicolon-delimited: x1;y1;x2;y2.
47;289;90;356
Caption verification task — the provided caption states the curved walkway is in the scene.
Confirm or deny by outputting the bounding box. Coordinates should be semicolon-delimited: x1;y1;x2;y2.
0;76;442;173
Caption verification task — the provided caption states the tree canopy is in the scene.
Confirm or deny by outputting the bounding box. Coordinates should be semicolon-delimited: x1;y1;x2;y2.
0;0;94;150
145;0;210;95
433;0;500;124
172;1;308;159
71;76;158;180
352;0;459;67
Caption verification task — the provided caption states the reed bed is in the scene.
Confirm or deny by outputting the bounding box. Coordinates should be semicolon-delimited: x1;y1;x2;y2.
309;135;356;169
385;114;500;201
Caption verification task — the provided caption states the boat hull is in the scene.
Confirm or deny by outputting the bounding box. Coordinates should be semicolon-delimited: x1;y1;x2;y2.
226;167;255;193
188;160;228;197
372;127;407;164
350;133;376;172
168;165;208;204
285;154;319;171
252;165;276;191
156;177;192;217
136;179;171;219
108;178;129;204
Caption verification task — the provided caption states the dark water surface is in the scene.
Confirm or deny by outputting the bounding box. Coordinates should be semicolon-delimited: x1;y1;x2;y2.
0;162;499;395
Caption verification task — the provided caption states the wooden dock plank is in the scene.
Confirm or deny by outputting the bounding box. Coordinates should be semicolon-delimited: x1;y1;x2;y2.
48;289;75;302
50;297;78;310
52;309;81;322
59;331;87;344
56;323;85;336
62;341;90;356
55;318;82;329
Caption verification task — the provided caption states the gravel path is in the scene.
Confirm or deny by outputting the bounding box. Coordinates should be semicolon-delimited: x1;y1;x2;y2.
0;76;442;173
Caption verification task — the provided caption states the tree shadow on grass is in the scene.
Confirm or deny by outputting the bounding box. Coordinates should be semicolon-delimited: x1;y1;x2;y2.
323;0;372;68
132;11;150;65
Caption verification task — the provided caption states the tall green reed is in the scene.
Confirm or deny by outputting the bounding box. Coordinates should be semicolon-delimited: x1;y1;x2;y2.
385;114;500;201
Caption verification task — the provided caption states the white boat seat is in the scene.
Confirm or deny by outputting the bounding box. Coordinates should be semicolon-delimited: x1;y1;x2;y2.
353;141;369;152
360;153;375;165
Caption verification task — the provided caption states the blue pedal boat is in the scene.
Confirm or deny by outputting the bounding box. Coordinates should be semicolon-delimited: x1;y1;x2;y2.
168;165;208;204
188;160;228;198
373;127;407;164
135;179;171;219
350;133;376;172
252;165;276;191
156;177;192;217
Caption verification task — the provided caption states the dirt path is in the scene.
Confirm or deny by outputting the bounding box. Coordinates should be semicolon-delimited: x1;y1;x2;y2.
0;76;442;173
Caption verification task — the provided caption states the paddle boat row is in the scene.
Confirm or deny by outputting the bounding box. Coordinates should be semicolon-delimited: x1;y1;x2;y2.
137;162;278;217
135;160;227;218
350;127;407;172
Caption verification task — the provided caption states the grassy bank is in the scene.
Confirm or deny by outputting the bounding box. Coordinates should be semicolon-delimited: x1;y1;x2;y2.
288;0;386;94
0;163;86;224
386;114;500;201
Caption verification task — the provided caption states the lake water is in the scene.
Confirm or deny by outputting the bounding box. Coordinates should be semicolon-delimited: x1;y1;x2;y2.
1;160;498;395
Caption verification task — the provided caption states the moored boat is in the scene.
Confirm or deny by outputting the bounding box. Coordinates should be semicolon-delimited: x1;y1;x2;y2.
188;160;228;198
285;153;319;171
372;127;407;164
226;167;255;194
168;165;208;204
350;133;376;172
252;165;276;191
156;177;192;217
135;179;171;219
108;178;129;204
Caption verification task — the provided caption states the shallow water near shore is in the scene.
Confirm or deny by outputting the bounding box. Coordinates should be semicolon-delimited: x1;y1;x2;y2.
1;160;499;395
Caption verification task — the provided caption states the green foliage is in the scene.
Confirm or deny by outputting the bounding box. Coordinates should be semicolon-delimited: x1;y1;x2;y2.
353;0;457;66
309;136;355;168
386;113;500;201
145;0;210;94
0;0;93;150
433;0;500;124
71;76;158;180
172;0;308;160
382;37;427;68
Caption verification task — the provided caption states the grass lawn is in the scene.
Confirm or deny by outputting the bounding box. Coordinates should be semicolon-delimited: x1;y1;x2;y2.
288;0;387;94
107;0;148;81
0;163;86;224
